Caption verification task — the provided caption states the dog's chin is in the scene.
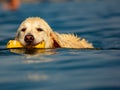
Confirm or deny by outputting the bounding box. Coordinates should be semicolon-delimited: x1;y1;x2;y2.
23;41;34;47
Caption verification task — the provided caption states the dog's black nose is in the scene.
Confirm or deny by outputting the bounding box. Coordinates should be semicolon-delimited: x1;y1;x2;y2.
24;34;34;44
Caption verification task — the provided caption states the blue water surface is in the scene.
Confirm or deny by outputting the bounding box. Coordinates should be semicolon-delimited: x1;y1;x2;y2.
0;0;120;90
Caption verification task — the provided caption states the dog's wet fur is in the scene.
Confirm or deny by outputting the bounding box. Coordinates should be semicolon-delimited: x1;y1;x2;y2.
15;17;94;49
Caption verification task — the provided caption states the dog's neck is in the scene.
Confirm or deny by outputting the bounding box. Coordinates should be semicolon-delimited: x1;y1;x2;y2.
52;39;60;48
44;32;61;48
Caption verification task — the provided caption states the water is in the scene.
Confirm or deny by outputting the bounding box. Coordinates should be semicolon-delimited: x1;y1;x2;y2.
0;0;120;90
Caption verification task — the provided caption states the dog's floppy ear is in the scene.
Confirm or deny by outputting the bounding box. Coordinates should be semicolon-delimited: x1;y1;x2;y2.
40;18;61;48
50;32;61;48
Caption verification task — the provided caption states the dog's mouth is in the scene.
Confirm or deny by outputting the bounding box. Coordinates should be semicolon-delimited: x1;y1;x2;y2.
24;40;44;48
25;40;35;46
24;34;45;48
25;42;34;46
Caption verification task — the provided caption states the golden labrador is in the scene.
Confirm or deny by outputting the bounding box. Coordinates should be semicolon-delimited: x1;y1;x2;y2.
15;17;94;48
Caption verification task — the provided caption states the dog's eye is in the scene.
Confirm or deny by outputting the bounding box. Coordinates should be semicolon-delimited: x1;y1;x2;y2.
21;28;26;32
36;28;43;32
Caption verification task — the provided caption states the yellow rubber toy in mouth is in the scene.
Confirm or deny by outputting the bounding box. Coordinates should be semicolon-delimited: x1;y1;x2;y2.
6;40;45;49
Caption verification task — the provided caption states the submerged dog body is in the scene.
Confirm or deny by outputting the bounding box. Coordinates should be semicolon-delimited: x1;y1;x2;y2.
15;17;93;48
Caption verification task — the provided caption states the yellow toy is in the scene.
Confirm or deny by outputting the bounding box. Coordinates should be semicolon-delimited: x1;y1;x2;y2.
6;40;45;49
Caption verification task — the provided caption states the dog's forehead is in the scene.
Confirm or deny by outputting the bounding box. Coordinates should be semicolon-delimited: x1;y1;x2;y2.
23;19;41;26
21;18;47;28
19;17;53;33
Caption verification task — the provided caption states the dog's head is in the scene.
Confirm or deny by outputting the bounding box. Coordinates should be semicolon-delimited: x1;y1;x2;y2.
15;17;58;48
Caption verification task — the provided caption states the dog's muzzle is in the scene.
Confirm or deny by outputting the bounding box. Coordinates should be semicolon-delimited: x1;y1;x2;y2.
24;34;34;45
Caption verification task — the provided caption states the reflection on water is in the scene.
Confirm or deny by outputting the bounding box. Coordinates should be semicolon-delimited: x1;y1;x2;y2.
23;57;54;64
27;73;48;81
9;48;57;55
9;48;57;64
23;53;55;64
